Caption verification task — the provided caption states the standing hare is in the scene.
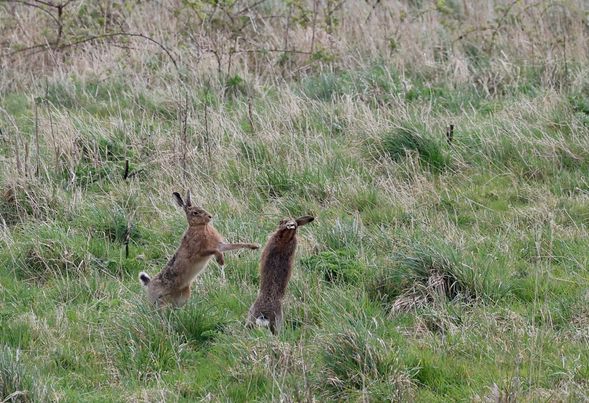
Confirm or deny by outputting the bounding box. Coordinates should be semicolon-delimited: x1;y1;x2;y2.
247;215;314;334
139;190;259;307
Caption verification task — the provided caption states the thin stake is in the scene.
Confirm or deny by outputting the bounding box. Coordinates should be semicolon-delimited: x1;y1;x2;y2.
204;104;211;162
34;99;40;176
48;107;58;170
14;132;22;175
124;224;131;259
247;96;255;130
24;140;30;178
311;0;318;54
123;159;129;180
181;94;189;179
446;124;454;145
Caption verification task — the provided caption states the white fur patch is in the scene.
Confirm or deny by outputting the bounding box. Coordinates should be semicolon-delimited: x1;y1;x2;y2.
139;271;151;286
256;317;270;327
286;221;296;229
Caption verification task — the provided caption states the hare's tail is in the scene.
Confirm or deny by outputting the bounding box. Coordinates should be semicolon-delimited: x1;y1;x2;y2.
255;315;270;328
139;272;151;287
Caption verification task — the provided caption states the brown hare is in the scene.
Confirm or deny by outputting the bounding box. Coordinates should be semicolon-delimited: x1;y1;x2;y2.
247;215;314;334
139;190;259;307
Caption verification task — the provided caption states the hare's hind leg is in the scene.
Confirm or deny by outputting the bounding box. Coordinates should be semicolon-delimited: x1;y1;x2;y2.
247;303;280;334
270;309;283;335
171;286;191;307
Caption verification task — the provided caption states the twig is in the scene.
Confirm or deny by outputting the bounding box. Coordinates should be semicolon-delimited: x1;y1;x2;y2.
24;140;29;177
13;132;22;175
55;1;64;48
6;0;60;26
204;104;211;163
124;222;131;259
181;94;189;179
227;35;238;76
310;0;318;53
247;95;255;130
486;0;519;55
47;105;58;170
126;168;144;179
281;2;292;77
365;0;382;23
3;32;180;73
123;159;129;180
446;124;454;145
238;47;312;55
34;98;40;176
235;0;267;16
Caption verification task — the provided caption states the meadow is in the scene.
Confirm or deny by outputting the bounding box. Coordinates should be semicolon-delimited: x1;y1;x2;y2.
1;0;589;401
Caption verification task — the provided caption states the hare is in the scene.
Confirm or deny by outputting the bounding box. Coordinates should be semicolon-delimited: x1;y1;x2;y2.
139;190;259;307
247;215;314;334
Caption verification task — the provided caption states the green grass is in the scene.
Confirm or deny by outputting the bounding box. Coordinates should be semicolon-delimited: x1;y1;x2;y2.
2;10;589;402
381;121;452;173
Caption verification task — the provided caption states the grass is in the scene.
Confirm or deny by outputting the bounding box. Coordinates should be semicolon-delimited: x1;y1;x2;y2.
1;0;589;401
381;121;452;173
0;343;52;402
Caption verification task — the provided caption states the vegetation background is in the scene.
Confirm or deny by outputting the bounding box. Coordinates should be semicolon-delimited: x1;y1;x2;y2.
1;0;589;401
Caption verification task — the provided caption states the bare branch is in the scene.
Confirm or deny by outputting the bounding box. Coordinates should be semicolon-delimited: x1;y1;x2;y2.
3;0;60;26
2;32;180;73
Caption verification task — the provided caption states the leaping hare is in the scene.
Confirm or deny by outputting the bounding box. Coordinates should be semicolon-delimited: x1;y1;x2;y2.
139;190;259;307
247;215;314;334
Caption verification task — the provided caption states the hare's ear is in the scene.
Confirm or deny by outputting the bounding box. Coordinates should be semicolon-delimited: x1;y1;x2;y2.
173;192;184;208
279;219;288;225
185;189;192;207
295;216;314;226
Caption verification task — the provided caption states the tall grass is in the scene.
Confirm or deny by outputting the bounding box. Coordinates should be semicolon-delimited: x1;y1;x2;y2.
0;346;47;402
1;0;589;401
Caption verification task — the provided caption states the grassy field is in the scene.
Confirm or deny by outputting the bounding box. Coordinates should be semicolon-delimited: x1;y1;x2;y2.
1;0;589;401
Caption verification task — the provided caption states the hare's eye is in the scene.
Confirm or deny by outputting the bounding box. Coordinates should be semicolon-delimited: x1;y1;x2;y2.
192;212;198;216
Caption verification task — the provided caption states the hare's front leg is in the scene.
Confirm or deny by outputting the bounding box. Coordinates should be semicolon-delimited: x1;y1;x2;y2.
219;242;259;252
204;249;225;266
214;250;224;265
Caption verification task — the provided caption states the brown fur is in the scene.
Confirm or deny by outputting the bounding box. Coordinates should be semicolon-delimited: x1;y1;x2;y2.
139;190;259;307
247;216;314;333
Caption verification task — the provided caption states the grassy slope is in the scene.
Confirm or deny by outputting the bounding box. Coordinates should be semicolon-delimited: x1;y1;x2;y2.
1;4;589;399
